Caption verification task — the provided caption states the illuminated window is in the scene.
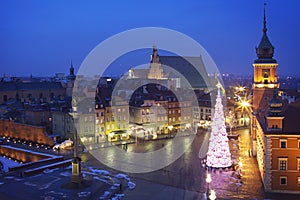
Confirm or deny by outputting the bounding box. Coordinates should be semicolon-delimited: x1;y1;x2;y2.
279;158;287;170
280;139;287;148
280;176;287;185
298;177;300;186
298;159;300;171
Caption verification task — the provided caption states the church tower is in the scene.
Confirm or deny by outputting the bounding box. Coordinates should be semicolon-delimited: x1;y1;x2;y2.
66;61;76;97
252;4;279;115
148;45;164;79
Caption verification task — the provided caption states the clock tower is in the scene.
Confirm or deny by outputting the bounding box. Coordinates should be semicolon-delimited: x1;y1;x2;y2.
252;5;279;115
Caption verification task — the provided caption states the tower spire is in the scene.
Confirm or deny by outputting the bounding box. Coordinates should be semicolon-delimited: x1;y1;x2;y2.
70;60;74;76
263;3;267;34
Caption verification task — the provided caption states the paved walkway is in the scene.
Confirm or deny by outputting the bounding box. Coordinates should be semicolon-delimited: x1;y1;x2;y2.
207;128;264;199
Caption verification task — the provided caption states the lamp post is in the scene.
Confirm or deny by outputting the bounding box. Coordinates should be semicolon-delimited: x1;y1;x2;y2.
70;99;83;184
206;173;212;198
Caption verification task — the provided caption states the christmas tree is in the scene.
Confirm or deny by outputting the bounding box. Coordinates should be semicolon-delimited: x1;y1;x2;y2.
206;82;232;168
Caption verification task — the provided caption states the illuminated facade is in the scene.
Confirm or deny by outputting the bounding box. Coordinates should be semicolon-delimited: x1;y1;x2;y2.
252;6;300;193
148;45;165;80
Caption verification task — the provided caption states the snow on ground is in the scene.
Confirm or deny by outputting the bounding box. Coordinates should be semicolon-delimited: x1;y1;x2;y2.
127;181;136;190
0;156;21;172
114;174;130;182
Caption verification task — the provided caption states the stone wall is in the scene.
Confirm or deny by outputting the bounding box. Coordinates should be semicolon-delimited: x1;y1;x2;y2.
0;119;54;146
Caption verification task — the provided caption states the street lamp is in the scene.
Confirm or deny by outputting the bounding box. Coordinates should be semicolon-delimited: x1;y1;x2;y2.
206;173;212;197
70;97;83;184
209;189;216;200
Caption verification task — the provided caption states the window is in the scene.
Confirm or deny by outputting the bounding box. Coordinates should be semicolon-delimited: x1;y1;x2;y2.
280;139;287;148
298;159;300;171
280;176;287;185
106;125;110;130
279;158;287;170
298;177;300;186
298;140;300;149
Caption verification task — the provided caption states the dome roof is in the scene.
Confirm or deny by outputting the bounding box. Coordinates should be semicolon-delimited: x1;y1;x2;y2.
255;4;277;64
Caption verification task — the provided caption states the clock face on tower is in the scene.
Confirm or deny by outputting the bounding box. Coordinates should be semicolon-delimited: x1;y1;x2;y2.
262;69;270;79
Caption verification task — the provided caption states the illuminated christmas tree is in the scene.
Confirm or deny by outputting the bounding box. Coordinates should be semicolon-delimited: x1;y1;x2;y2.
206;82;232;168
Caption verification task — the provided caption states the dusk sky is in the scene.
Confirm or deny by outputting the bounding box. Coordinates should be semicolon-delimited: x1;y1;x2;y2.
1;0;300;77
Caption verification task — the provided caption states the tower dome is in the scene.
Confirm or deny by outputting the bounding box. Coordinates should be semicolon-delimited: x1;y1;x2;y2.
255;4;277;63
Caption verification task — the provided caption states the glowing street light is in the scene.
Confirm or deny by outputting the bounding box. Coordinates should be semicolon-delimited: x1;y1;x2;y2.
206;173;212;197
209;189;216;200
206;173;212;184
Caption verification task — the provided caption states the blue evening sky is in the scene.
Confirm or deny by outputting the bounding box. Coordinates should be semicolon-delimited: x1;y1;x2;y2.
0;0;299;77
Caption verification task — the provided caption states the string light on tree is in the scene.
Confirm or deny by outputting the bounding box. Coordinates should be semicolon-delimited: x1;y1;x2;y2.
206;82;232;168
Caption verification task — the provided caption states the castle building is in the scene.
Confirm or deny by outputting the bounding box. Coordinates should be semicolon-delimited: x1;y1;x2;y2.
252;5;300;193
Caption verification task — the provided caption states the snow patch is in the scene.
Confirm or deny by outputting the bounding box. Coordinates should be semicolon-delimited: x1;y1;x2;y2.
128;181;136;190
77;191;91;198
114;174;130;181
